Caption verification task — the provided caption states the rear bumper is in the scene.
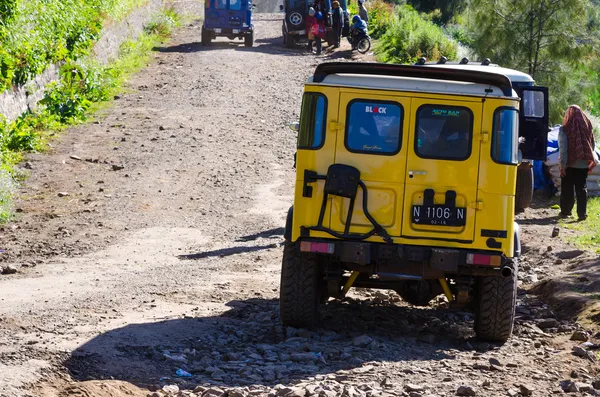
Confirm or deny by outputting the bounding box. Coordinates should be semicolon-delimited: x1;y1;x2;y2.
204;26;253;35
287;29;307;35
297;238;513;279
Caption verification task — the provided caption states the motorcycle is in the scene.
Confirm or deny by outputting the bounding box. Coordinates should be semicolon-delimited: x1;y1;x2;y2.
348;29;371;54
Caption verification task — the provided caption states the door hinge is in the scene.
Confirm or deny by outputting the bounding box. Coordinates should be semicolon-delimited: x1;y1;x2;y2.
477;132;489;143
329;121;344;131
469;200;484;210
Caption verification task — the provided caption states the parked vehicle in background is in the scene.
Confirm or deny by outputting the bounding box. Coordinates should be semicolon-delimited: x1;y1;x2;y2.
202;0;255;47
417;57;550;212
280;0;335;48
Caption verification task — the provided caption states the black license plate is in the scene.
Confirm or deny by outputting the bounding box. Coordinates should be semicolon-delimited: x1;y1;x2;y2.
412;205;466;226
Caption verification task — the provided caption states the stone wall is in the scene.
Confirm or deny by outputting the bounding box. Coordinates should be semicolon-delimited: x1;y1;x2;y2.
0;0;202;123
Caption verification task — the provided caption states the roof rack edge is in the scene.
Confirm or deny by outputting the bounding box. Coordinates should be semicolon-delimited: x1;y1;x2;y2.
312;62;514;97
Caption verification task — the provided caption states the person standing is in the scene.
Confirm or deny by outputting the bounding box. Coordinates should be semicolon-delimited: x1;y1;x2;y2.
358;0;368;24
331;1;344;48
306;8;318;54
559;105;598;221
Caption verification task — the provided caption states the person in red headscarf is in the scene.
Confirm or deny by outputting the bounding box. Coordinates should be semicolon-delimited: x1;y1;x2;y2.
558;105;598;221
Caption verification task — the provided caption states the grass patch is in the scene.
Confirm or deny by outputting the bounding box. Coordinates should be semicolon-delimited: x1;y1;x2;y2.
561;196;600;253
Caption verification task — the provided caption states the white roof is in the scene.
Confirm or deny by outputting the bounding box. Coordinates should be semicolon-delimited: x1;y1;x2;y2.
307;73;518;98
423;64;535;83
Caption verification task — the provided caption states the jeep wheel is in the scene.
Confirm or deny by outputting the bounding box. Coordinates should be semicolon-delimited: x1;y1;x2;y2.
201;27;211;46
474;262;518;343
285;34;295;48
244;30;254;47
515;165;533;212
279;240;321;328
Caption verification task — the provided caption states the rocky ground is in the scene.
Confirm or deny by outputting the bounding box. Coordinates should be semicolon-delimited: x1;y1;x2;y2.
0;12;598;397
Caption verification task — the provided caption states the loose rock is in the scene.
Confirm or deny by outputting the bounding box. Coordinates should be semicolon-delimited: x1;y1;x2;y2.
519;384;534;396
456;385;476;396
571;330;590;342
353;335;373;347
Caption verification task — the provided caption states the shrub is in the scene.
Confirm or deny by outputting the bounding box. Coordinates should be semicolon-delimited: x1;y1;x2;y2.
376;5;458;64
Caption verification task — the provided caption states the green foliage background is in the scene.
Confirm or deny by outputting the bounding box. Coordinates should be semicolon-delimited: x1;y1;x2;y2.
0;0;148;92
376;5;457;64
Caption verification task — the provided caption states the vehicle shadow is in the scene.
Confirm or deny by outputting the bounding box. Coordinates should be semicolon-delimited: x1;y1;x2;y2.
177;242;281;260
63;297;485;391
152;40;313;57
235;227;284;242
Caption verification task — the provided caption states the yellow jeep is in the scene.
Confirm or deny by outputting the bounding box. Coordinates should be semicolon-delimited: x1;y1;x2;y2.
280;61;529;342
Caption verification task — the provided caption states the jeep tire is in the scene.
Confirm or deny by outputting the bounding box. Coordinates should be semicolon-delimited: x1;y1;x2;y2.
474;262;518;342
201;27;211;45
279;240;321;328
515;165;533;212
245;30;254;47
285;33;295;48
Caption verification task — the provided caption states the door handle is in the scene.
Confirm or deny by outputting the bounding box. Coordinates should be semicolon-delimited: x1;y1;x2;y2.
408;171;427;176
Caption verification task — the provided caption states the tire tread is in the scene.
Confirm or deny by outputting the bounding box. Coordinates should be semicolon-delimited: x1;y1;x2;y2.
475;263;517;342
279;241;320;328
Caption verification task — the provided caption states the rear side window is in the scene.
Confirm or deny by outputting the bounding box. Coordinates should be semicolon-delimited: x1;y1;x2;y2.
298;93;327;149
345;100;403;155
415;105;473;161
492;108;519;165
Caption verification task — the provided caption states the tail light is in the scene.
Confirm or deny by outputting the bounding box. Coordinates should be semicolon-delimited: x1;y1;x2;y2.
300;241;335;254
466;253;502;266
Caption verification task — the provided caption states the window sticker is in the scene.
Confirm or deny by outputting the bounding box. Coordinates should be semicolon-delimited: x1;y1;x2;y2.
415;105;472;160
346;101;402;154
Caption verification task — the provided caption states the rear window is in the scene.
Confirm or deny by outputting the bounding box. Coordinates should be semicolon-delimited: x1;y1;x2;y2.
345;100;403;155
215;0;227;8
492;108;519;165
415;105;473;160
298;93;327;149
229;0;242;10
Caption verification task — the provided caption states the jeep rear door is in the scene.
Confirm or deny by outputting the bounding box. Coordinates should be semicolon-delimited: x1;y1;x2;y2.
329;91;411;238
401;98;483;243
515;86;549;161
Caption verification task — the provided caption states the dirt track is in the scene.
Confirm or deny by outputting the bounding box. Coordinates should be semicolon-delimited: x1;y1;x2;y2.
0;12;599;397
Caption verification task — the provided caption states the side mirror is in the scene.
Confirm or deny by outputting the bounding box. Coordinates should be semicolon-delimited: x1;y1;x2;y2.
289;121;300;132
279;4;284;11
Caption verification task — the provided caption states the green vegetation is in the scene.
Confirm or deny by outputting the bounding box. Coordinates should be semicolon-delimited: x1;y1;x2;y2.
0;5;179;221
561;197;600;253
0;0;149;92
376;5;457;64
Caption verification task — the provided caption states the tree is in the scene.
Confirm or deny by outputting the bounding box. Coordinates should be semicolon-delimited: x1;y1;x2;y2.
468;0;598;122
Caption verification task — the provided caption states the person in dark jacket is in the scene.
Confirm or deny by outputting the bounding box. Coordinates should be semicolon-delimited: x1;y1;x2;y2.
558;105;598;221
349;15;367;49
331;1;344;48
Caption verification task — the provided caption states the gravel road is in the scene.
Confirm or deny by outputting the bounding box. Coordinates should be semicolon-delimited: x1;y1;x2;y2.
0;12;598;397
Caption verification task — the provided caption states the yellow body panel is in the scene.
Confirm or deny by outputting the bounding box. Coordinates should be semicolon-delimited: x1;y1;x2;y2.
292;84;519;258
